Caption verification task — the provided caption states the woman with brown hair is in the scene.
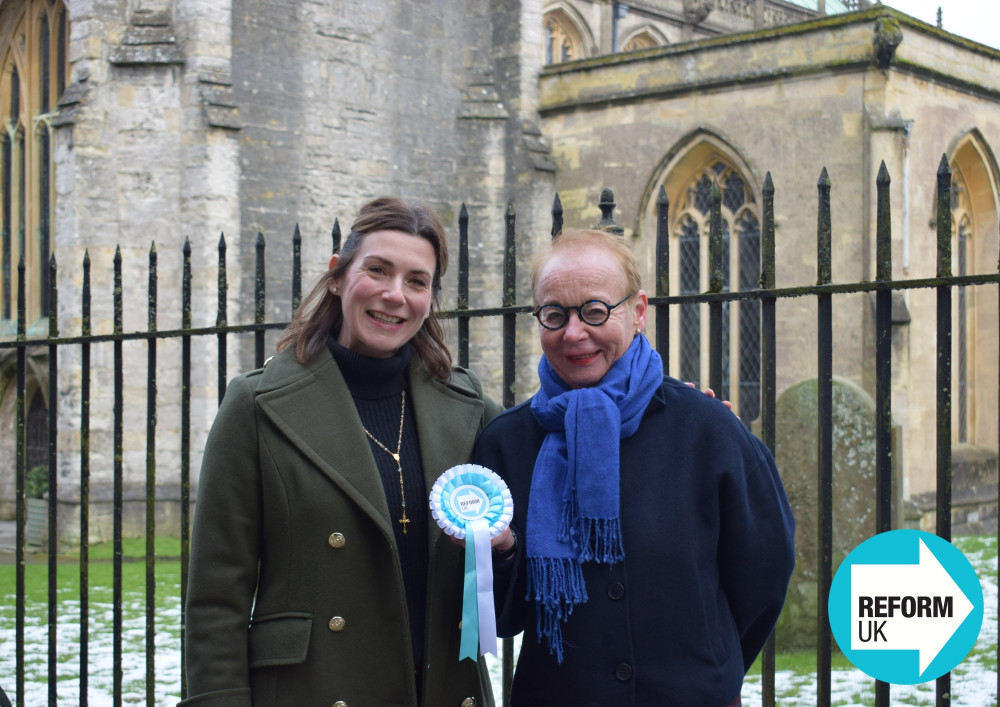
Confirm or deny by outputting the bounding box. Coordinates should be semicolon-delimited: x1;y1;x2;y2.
182;197;500;707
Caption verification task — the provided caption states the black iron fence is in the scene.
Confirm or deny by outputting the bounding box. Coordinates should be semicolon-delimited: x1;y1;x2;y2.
1;158;998;707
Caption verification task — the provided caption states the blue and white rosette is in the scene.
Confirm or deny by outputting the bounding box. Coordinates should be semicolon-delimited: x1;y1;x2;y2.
430;464;513;661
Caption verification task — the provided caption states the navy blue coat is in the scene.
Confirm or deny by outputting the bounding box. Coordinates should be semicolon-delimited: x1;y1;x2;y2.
474;376;795;706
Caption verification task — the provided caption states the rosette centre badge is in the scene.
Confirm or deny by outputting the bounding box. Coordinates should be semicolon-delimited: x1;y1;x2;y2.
430;464;513;660
453;486;488;520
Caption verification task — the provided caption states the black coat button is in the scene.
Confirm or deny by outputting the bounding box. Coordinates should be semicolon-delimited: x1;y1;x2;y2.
607;581;625;600
615;662;633;681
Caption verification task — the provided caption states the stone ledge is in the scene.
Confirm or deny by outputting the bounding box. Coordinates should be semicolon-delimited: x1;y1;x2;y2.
109;10;184;66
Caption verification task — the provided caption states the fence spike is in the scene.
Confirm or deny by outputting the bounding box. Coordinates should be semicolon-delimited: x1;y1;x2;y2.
817;168;832;285
292;224;302;313
761;172;775;290
47;253;58;337
876;162;892;281
148;244;157;332
597;187;622;236
217;234;228;328
936;154;952;278
458;203;470;368
551;193;563;239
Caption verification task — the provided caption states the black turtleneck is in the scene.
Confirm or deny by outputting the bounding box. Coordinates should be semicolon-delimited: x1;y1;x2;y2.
327;336;429;688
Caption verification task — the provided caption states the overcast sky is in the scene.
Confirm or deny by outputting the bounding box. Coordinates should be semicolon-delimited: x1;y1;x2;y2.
881;0;1000;49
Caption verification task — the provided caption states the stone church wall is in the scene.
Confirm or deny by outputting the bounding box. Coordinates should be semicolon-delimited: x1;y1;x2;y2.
536;8;1000;499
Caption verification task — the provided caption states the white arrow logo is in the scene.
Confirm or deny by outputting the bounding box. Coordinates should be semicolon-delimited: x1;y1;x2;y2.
851;539;974;676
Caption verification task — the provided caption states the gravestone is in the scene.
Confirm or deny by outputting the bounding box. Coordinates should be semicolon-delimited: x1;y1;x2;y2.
771;376;900;650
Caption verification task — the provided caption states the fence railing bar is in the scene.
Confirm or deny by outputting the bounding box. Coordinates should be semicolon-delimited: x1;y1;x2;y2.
332;218;341;255
292;224;302;313
254;231;265;368
15;255;25;707
816;166;834;707
46;254;58;707
457;203;470;369
217;234;227;407
655;185;669;371
873;161;893;707
935;155;954;707
502;200;517;407
3;177;997;705
2;274;998;352
760;171;777;707
112;246;124;707
500;199;517;707
0;322;292;348
80;250;91;707
145;243;158;707
708;181;723;394
180;239;192;699
43;253;59;707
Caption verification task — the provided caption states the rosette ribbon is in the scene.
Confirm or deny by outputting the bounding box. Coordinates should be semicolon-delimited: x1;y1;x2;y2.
429;464;513;661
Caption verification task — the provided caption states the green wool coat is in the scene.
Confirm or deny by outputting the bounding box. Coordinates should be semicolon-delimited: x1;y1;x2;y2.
180;347;501;707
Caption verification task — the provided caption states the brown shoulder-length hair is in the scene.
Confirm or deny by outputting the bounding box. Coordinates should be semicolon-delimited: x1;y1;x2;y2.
275;196;453;379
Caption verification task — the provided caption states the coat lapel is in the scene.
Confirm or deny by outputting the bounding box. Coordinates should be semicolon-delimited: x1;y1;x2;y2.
407;358;484;505
251;349;487;547
253;348;394;537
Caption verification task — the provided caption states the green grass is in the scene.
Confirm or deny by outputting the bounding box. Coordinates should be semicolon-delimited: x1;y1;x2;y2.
4;534;998;705
736;534;998;705
0;536;183;608
1;537;186;704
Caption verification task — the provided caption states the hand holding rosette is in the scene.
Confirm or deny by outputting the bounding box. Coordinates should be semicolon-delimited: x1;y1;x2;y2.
429;464;513;660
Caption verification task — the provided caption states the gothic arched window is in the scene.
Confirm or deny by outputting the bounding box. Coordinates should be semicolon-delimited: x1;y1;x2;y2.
673;160;761;422
0;0;68;323
622;32;658;53
545;17;576;65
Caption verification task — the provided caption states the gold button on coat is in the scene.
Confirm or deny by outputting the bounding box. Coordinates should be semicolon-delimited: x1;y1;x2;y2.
461;698;477;707
328;532;346;548
328;616;346;632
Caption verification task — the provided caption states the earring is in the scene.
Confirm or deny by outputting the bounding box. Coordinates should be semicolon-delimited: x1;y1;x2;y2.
332;286;339;293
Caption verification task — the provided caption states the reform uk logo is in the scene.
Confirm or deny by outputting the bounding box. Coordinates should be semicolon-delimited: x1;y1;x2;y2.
828;529;984;684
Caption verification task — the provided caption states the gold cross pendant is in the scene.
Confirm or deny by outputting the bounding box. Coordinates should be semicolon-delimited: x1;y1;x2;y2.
399;513;410;534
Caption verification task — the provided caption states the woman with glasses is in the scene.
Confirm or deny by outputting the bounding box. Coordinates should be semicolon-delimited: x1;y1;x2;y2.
476;228;795;706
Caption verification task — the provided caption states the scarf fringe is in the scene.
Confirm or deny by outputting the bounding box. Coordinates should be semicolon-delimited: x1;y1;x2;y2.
558;496;578;542
577;516;625;563
527;556;588;663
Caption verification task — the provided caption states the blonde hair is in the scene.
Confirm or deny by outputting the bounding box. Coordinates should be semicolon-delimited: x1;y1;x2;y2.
530;228;641;304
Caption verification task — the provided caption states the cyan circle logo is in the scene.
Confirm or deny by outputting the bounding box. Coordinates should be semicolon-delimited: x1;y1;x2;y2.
828;529;984;684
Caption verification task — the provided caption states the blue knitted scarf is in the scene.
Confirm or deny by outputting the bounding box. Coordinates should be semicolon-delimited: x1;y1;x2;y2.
527;334;663;662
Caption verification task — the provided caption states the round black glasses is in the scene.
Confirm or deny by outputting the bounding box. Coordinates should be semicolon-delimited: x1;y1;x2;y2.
532;293;634;331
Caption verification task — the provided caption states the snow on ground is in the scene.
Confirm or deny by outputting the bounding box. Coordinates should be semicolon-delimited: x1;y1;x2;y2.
488;536;999;706
2;537;997;705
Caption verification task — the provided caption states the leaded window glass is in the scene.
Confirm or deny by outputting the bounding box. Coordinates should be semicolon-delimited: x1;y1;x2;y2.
679;214;700;385
673;160;761;421
0;0;67;322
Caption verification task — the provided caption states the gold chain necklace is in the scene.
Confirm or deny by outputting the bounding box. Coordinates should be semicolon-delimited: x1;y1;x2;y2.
362;391;410;534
